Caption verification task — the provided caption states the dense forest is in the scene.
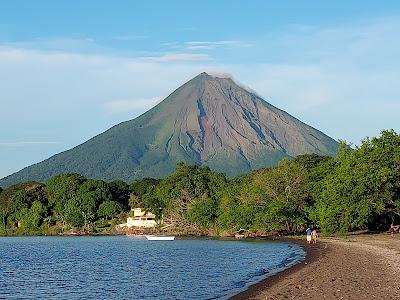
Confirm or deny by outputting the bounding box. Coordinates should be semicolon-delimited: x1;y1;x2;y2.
0;130;399;236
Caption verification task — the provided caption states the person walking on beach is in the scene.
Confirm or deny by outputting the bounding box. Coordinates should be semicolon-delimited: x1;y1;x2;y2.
312;228;318;244
306;227;312;244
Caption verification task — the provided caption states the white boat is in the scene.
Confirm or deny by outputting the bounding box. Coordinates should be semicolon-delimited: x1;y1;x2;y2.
146;235;175;241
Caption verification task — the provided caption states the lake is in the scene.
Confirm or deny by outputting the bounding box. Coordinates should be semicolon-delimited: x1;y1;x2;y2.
0;236;305;299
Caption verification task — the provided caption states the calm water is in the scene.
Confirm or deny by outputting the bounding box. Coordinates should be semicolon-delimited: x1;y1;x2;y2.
0;236;304;299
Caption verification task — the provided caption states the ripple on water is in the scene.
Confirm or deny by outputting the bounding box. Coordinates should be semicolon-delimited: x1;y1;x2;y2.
0;237;305;300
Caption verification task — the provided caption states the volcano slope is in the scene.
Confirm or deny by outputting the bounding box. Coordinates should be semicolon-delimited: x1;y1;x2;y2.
0;72;338;187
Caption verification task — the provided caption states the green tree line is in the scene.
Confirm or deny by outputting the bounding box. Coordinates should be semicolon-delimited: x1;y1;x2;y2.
0;130;399;236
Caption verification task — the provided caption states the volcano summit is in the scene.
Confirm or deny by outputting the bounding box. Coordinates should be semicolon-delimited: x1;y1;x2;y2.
0;72;338;187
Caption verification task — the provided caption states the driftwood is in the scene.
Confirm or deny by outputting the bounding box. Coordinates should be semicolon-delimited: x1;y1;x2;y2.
389;225;400;234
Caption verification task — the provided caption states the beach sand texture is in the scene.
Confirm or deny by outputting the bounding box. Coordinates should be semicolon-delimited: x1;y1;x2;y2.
231;234;400;300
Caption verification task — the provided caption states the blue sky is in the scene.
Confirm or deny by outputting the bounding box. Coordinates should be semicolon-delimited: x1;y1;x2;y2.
1;1;400;178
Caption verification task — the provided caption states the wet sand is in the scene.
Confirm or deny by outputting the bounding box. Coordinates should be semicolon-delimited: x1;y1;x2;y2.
231;234;400;300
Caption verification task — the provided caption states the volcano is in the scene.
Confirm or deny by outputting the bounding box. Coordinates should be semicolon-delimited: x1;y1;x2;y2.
0;72;338;187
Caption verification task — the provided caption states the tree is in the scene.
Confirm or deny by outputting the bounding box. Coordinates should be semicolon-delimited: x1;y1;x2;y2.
128;194;142;209
294;154;331;172
0;188;13;231
98;201;124;220
0;182;47;233
78;179;112;204
130;178;159;197
150;162;227;226
76;179;114;229
29;200;45;229
311;131;400;233
79;192;98;230
47;174;86;217
108;180;131;207
64;198;84;227
187;195;217;228
251;159;311;232
215;176;262;231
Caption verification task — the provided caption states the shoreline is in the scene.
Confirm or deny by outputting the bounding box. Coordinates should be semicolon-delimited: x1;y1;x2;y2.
231;234;400;299
230;238;323;300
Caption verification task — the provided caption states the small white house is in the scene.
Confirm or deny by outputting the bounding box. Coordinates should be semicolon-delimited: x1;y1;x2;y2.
118;208;157;228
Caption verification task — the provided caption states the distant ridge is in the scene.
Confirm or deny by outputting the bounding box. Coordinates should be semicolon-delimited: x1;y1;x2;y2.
0;72;338;187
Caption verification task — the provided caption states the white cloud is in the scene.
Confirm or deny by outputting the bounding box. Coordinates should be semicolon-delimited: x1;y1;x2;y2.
186;40;239;46
173;40;254;50
185;45;214;50
160;40;253;51
140;53;210;62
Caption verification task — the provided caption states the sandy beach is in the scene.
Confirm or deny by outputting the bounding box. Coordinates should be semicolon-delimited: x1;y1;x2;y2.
231;234;400;300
